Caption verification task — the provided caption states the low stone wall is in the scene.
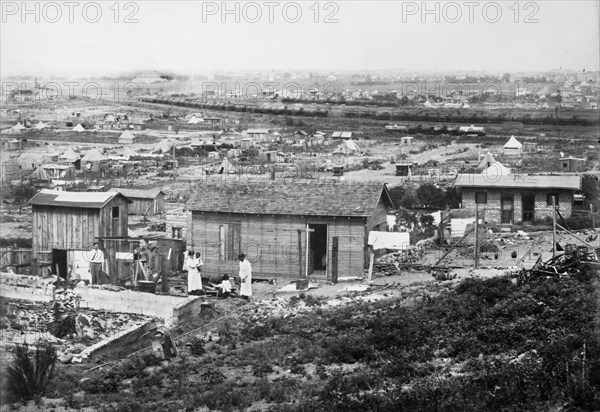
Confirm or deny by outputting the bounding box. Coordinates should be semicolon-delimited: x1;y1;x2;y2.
0;273;202;326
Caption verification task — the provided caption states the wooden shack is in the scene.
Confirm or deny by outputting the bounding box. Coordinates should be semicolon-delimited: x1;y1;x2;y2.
109;188;166;215
559;157;586;173
395;163;415;176
29;190;131;277
185;182;394;280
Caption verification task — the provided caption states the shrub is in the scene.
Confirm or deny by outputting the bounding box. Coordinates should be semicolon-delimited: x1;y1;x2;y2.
253;363;274;377
5;342;57;403
188;337;206;356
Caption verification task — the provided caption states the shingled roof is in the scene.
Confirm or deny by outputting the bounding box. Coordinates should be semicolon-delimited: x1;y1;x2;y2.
186;182;394;217
29;190;132;209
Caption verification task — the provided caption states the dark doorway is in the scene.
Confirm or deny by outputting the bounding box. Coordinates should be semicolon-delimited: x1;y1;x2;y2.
308;224;327;274
501;195;514;224
52;249;68;279
522;194;535;222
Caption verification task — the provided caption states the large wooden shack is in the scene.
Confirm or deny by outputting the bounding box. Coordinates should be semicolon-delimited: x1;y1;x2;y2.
185;182;394;280
109;188;166;215
29;190;131;276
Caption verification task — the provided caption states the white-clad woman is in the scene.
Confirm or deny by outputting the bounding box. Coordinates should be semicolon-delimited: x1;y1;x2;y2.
187;251;202;295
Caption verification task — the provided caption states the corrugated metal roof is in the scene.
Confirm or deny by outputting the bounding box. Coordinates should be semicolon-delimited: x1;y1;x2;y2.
186;182;394;217
29;189;132;208
454;174;581;190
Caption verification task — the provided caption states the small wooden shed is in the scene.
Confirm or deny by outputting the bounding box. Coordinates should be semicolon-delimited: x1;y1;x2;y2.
29;190;132;276
109;188;166;215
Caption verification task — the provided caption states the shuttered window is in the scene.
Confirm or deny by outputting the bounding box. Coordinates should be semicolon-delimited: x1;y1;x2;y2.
475;191;487;204
219;223;241;261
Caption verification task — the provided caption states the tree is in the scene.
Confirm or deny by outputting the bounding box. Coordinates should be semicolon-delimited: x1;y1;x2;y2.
444;186;462;209
502;73;511;83
13;181;37;213
417;183;445;209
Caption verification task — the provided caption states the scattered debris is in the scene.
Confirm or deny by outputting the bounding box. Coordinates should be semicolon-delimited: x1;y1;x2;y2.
515;245;598;283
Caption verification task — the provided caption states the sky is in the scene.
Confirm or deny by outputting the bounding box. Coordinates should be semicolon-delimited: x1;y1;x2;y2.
1;0;599;76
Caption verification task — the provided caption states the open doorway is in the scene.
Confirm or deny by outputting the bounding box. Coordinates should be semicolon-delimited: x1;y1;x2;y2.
52;249;68;279
522;194;535;222
308;224;327;274
501;195;514;224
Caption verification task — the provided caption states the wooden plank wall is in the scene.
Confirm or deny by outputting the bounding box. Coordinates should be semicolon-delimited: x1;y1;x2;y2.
32;206;100;254
99;198;129;238
128;198;155;216
191;212;367;279
0;248;33;267
33;198;128;256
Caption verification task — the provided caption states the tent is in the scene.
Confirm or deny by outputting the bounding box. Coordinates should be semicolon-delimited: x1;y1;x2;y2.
81;148;107;163
218;157;235;174
188;116;204;124
12;122;25;132
477;152;497;170
423;100;433;108
503;136;523;155
59;147;80;162
31;164;75;180
155;139;175;154
122;146;139;159
119;130;136;144
72;124;85;132
17;152;50;170
33;121;47;130
333;140;360;155
482;162;511;178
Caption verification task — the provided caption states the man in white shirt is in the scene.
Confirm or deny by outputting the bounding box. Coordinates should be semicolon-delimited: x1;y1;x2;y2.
238;253;252;300
89;242;105;285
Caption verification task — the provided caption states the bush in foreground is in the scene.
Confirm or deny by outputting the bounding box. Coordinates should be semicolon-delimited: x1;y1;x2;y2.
4;342;57;403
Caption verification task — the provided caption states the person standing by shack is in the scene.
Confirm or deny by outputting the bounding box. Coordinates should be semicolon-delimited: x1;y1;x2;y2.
187;251;202;295
89;242;105;285
238;253;252;300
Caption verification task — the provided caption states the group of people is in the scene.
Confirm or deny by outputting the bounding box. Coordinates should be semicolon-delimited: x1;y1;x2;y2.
182;250;253;300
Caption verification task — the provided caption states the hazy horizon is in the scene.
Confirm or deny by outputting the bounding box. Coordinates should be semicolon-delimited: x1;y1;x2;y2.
1;1;599;77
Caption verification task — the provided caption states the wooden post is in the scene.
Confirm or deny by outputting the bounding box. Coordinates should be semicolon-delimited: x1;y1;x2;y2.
305;224;310;277
474;203;479;269
367;246;375;284
297;230;303;278
31;258;38;277
162;248;171;293
591;204;595;231
331;237;338;284
552;196;557;258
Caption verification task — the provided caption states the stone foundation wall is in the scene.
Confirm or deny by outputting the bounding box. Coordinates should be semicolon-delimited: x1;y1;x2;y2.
0;273;202;326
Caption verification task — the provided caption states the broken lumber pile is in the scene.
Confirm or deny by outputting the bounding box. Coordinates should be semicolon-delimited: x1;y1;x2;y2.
516;245;598;284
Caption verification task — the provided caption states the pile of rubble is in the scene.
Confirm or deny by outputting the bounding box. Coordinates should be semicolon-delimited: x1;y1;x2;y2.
374;247;426;275
515;244;599;284
0;296;152;363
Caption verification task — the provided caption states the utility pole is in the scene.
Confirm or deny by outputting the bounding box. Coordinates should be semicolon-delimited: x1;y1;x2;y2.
474;202;479;269
172;142;176;180
552;196;557;258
